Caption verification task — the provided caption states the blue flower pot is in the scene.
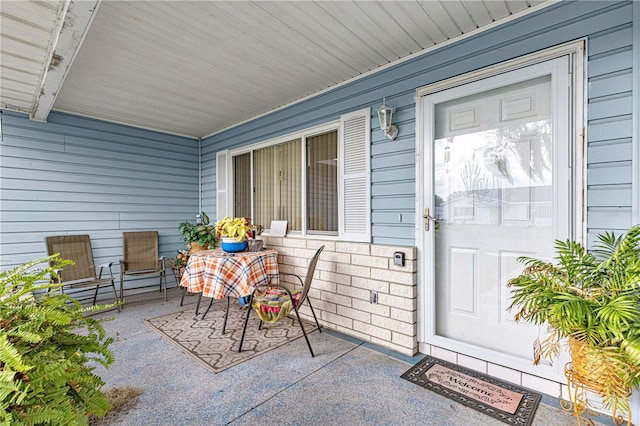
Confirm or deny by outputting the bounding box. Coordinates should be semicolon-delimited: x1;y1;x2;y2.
221;239;248;253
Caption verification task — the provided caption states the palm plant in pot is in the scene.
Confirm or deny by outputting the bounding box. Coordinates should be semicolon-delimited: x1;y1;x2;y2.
507;224;640;424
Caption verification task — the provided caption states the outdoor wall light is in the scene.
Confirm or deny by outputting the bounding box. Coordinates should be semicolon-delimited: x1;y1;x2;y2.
377;98;399;141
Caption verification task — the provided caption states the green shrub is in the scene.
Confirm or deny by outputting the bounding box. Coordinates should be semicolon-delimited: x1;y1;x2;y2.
0;255;115;425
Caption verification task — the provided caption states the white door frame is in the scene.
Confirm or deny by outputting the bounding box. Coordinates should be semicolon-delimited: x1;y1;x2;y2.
415;40;585;380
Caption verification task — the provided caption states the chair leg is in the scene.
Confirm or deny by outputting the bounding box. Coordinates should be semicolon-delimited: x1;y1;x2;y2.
238;299;253;353
92;285;100;306
110;282;121;312
292;305;315;357
306;298;322;333
119;271;125;308
162;270;167;302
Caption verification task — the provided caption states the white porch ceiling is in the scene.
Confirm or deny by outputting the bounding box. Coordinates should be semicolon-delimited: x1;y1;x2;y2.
1;0;553;139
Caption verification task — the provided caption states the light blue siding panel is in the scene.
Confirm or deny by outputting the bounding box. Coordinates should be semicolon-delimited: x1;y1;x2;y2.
587;140;633;163
588;25;633;55
371;138;416;156
587;163;632;185
588;71;634;98
587;208;633;229
371;151;417;170
372;211;416;226
587;186;632;207
372;224;415;239
588;116;633;142
2;126;65;144
372;167;415;184
372;181;415;197
1;177;193;196
0;161;196;188
588;94;633;120
588;50;633;78
1;200;195;212
372;196;415;210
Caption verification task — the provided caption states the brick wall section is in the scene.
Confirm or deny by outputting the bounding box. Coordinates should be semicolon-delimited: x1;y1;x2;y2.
261;236;418;356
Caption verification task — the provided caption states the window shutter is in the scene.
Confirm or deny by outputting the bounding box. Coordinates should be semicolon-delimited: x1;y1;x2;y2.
216;150;229;220
339;108;371;242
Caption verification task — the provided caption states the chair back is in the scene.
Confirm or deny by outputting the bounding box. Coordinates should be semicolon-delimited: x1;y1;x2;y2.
122;231;159;272
298;245;324;305
45;235;96;282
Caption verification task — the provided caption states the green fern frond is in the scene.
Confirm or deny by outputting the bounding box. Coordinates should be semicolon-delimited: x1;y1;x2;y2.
1;256;115;425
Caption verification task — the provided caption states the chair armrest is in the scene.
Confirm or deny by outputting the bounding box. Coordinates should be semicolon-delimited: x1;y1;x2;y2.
51;268;64;283
274;272;303;286
96;262;114;279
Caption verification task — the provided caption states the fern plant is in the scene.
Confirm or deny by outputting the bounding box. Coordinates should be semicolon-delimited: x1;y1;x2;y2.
508;224;640;417
0;255;115;425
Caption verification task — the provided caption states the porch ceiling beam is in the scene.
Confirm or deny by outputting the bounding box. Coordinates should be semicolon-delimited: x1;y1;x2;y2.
31;0;101;122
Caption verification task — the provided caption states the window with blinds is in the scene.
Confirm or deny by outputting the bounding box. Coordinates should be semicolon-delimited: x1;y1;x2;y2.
218;108;370;241
254;139;302;231
307;131;338;234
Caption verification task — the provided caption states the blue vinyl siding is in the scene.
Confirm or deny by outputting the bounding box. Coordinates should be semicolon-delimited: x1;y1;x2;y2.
203;0;637;246
0;110;199;298
586;15;636;243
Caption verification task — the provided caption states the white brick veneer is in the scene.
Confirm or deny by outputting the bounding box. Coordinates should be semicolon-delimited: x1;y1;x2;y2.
262;236;418;356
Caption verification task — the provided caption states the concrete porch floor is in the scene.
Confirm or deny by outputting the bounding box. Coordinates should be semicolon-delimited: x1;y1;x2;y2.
91;287;607;425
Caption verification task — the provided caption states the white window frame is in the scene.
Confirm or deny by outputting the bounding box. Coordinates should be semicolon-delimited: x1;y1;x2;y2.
229;122;338;238
223;108;371;242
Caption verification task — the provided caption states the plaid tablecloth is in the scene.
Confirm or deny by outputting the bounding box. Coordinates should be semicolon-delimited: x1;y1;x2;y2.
179;248;279;299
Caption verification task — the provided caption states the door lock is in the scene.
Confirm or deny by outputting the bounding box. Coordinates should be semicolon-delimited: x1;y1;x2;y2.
423;207;441;231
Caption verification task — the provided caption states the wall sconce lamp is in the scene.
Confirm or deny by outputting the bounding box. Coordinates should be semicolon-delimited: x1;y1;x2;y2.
377;98;399;141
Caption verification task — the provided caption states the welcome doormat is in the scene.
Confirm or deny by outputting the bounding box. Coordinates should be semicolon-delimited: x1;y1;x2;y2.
401;356;541;426
144;300;317;374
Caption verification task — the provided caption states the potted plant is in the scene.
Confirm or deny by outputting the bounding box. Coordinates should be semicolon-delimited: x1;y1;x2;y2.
507;224;640;424
215;216;250;252
178;212;217;253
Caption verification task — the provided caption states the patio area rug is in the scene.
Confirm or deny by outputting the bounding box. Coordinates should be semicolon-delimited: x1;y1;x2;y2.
401;356;541;426
144;299;317;373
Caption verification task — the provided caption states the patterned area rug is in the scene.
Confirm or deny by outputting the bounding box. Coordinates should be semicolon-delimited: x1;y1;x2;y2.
145;300;317;373
401;356;541;426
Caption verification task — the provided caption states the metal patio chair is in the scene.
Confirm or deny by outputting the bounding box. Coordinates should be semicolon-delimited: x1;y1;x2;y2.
238;245;324;357
120;231;167;303
45;234;120;311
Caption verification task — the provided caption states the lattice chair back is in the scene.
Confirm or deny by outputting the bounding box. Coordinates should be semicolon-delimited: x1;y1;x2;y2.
46;234;96;282
122;231;159;273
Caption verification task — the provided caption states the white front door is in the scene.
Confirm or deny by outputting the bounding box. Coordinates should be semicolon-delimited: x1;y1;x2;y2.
420;55;577;379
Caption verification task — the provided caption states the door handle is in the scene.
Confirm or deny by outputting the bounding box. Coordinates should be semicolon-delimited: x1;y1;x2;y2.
423;208;441;231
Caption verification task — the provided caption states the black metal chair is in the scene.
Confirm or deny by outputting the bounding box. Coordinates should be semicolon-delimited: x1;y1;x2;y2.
238;245;324;357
